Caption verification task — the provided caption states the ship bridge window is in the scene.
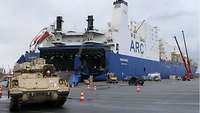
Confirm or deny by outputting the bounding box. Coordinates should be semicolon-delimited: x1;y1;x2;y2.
114;4;121;8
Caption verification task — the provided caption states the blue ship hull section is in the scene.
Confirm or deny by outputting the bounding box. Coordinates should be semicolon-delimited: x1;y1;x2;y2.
17;52;40;64
94;51;196;81
16;51;197;81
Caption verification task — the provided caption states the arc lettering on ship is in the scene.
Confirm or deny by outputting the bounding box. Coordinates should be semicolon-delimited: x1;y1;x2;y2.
130;40;144;54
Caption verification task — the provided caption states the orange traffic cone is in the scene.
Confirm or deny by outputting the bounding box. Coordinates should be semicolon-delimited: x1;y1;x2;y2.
136;85;141;93
87;85;90;89
80;91;85;101
94;86;97;91
0;84;2;98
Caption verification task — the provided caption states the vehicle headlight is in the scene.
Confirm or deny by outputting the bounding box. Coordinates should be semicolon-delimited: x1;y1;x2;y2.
59;79;66;85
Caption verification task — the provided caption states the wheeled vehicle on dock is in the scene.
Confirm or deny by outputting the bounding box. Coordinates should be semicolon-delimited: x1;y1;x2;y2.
128;77;144;86
107;72;118;83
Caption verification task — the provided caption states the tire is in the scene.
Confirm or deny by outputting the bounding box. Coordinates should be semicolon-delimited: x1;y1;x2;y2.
55;96;67;107
128;81;134;86
10;96;22;111
140;81;144;86
129;77;137;86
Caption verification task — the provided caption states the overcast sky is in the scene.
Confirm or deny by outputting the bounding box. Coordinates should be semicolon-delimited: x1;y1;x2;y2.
0;0;199;71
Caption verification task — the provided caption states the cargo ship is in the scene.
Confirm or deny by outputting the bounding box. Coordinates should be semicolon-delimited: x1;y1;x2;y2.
17;0;197;81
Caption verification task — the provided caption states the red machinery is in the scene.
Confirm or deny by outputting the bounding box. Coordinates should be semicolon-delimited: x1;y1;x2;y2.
174;31;192;81
29;28;51;52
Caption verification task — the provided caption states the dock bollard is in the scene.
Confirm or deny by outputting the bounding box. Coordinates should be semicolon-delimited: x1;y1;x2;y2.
80;91;85;102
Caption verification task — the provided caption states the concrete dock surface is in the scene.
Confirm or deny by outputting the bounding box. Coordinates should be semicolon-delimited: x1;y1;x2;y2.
0;79;199;113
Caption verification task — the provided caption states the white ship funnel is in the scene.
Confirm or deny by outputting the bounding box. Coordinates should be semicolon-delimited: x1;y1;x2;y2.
111;0;128;31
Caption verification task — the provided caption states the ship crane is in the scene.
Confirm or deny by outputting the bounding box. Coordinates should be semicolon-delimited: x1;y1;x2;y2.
181;30;192;80
174;31;192;81
29;16;64;52
131;20;145;38
29;28;52;52
134;20;145;34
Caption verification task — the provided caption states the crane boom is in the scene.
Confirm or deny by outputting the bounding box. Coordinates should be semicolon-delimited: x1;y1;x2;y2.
134;20;145;33
182;30;192;79
174;36;188;71
29;28;51;52
174;36;191;81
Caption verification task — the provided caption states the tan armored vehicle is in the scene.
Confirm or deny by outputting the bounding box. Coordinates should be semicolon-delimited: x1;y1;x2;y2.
8;58;70;111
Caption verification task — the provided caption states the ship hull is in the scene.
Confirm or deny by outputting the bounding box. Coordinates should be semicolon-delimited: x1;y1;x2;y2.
17;49;197;81
95;51;197;80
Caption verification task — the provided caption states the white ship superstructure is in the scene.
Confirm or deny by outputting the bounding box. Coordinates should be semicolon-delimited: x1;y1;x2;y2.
37;0;160;62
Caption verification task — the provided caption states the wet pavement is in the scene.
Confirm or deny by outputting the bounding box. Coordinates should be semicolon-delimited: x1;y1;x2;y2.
0;79;199;113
